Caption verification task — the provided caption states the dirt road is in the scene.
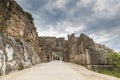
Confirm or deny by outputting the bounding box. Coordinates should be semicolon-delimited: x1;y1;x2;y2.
0;61;119;80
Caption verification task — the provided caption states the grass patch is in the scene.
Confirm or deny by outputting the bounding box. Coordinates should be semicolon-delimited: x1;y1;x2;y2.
100;51;120;78
100;68;120;78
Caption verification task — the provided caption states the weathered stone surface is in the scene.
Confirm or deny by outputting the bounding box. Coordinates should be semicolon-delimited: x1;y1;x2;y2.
87;65;113;72
0;0;41;56
39;37;67;62
0;33;40;75
39;33;113;71
68;33;113;71
0;0;40;76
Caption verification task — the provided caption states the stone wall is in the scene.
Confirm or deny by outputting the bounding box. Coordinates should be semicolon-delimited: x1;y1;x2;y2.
39;37;56;62
0;0;40;75
39;33;113;71
68;33;113;71
39;37;67;62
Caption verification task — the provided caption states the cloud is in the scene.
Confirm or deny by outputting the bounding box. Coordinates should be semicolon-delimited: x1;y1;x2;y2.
55;0;68;8
16;0;120;52
65;23;85;33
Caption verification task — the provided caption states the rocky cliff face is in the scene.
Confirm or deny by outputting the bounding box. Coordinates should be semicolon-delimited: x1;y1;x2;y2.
0;0;40;75
0;0;41;55
0;33;40;75
68;33;113;71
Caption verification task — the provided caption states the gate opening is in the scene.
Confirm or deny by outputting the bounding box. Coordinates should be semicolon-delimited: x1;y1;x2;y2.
52;51;63;60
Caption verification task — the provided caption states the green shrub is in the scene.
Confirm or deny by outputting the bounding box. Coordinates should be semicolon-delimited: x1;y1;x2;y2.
99;52;120;78
25;12;34;24
107;51;120;68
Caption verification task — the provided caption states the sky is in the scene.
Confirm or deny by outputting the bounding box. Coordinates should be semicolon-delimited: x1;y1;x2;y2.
16;0;120;52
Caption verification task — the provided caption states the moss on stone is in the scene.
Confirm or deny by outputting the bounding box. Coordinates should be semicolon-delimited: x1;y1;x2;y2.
0;18;7;32
18;65;24;71
15;36;23;45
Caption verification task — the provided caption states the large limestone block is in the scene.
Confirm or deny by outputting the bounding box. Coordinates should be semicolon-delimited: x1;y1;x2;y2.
86;48;108;65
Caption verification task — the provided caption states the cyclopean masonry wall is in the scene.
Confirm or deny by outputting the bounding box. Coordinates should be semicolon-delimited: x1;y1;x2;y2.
39;37;68;62
39;33;113;71
68;33;113;71
0;0;40;75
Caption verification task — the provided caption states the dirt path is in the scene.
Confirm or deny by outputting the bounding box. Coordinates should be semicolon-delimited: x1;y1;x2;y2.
0;61;120;80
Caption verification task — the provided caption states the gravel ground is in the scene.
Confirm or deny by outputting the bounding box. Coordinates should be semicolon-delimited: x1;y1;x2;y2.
0;61;120;80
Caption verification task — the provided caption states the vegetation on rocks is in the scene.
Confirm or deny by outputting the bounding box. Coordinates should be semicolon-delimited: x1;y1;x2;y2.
18;65;24;71
0;0;41;76
0;25;7;31
0;18;7;32
107;51;120;67
25;12;34;24
15;38;22;44
100;51;120;78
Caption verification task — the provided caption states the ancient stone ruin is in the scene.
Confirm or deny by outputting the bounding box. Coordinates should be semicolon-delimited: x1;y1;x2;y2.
0;0;113;76
39;36;69;62
39;33;113;71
